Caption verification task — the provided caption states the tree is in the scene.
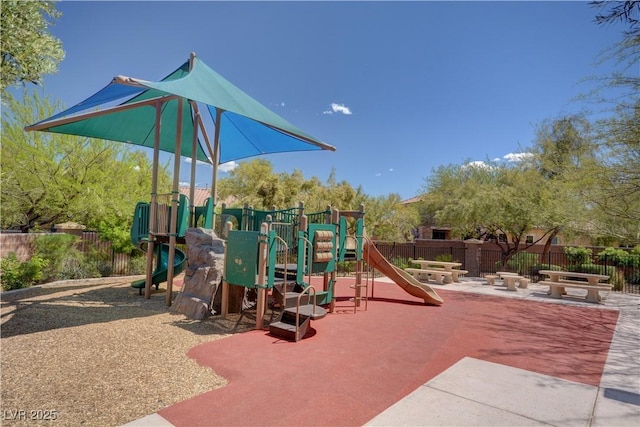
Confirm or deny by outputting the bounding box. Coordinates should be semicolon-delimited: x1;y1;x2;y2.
1;90;171;251
1;1;64;93
586;2;639;114
216;159;417;241
420;158;580;267
362;193;420;242
592;1;639;37
586;103;640;244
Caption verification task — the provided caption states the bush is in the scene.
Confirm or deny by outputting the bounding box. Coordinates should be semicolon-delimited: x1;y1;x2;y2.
434;253;455;263
597;247;630;267
529;263;563;282
408;257;423;269
33;234;101;282
391;257;410;270
34;234;81;281
57;256;100;280
337;260;355;275
565;247;592;266
127;254;147;275
0;252;48;291
627;270;640;286
567;263;602;274
506;252;539;275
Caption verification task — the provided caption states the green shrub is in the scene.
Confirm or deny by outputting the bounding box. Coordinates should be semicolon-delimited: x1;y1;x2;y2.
567;263;601;274
610;269;626;291
565;247;592;266
626;270;640;286
33;234;101;282
34;234;81;280
127;254;148;275
407;257;423;269
506;252;539;275
529;263;563;282
434;253;455;263
0;252;48;291
57;256;100;280
391;257;410;270
337;260;355;275
96;261;114;277
597;247;630;267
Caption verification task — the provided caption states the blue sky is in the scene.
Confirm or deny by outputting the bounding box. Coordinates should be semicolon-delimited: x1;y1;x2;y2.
24;0;626;200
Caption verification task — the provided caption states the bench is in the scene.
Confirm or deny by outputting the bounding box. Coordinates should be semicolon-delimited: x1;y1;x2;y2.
496;271;520;277
405;268;453;285
418;266;468;282
501;274;524;291
518;278;530;289
487;272;525;290
544;280;613;303
485;275;499;285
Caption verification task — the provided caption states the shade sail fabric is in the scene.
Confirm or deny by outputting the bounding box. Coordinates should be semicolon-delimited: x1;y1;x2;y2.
30;62;211;163
26;55;335;164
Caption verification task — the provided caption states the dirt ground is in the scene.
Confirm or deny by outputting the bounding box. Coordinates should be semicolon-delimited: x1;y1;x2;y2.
0;277;256;426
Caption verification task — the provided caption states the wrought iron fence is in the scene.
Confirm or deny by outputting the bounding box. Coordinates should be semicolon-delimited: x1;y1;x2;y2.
480;249;640;294
79;231;140;276
371;241;466;269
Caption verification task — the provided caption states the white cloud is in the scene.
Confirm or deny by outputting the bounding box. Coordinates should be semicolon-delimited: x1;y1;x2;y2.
463;161;491;169
375;172;382;177
183;157;212;166
388;168;394;172
323;103;352;115
219;161;239;173
503;152;533;162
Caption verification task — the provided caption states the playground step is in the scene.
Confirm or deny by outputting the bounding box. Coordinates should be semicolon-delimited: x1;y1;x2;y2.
284;290;330;308
273;263;298;280
283;303;328;320
269;310;311;342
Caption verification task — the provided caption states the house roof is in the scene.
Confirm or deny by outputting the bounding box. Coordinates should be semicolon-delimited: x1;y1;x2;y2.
401;195;424;205
179;187;237;208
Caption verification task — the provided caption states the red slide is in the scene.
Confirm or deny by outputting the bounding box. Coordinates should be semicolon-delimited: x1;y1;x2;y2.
363;240;444;306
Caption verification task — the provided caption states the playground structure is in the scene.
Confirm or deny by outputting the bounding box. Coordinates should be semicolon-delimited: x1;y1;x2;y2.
130;196;443;341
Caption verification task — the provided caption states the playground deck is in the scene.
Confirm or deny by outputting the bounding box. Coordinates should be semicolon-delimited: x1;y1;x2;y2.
125;277;639;427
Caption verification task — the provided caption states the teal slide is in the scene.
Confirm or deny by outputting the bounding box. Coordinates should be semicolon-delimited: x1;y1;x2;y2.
130;196;189;294
131;243;188;295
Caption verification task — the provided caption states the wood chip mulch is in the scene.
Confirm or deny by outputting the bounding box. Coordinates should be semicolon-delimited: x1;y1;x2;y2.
1;277;256;426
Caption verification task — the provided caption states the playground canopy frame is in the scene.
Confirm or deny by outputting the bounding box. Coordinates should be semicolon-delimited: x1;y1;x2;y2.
25;52;336;304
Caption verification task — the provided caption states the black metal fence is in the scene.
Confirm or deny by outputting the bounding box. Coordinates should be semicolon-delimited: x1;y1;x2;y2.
371;241;466;269
480;249;640;294
79;231;140;276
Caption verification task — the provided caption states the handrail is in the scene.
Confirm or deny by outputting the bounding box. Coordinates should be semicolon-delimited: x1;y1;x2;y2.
299;235;314;286
272;234;289;290
294;285;318;339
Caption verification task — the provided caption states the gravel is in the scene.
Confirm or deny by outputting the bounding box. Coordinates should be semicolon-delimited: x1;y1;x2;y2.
1;277;254;426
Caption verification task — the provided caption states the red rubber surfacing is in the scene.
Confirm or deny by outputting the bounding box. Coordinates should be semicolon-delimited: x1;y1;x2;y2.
160;279;618;427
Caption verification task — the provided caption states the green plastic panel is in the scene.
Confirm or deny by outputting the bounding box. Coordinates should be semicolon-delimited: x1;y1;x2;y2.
224;230;259;288
308;223;337;274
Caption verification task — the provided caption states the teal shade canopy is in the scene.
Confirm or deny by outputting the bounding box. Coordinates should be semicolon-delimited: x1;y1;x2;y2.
27;55;335;164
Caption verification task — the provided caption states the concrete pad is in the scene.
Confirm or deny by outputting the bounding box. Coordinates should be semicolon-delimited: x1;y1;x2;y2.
367;357;599;427
593;296;640;426
365;385;547;426
121;413;174;427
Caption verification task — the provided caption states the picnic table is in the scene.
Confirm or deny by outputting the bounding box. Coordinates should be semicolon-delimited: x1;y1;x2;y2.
411;260;468;283
495;272;524;291
485;272;530;289
538;270;611;303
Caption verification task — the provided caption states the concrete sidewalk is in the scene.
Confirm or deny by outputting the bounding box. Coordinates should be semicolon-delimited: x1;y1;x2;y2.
364;277;640;427
124;277;640;427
